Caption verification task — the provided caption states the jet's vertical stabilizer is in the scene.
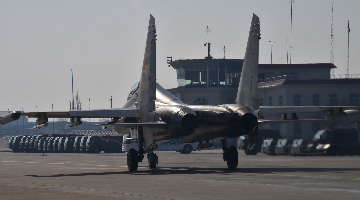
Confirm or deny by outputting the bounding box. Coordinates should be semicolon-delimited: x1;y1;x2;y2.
137;15;157;151
137;14;157;122
236;14;261;110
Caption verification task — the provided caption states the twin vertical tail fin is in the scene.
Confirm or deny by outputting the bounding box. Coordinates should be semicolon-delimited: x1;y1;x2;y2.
236;14;261;146
236;14;261;111
137;15;157;122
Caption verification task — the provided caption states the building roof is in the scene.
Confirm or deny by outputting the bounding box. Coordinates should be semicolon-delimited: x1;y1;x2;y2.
170;58;337;70
169;59;243;69
259;63;336;69
258;79;360;89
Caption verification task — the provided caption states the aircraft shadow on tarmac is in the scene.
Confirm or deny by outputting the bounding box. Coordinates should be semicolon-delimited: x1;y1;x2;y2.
25;167;360;178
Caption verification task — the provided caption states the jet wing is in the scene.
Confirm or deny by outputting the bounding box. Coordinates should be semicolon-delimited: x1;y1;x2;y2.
20;108;139;118
260;106;360;115
68;109;139;118
258;106;360;123
258;119;329;124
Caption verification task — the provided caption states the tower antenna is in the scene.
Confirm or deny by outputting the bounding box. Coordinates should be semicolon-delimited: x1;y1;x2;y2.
330;1;335;77
205;26;211;43
204;26;212;59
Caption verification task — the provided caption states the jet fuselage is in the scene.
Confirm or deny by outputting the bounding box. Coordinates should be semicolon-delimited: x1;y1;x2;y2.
115;83;258;143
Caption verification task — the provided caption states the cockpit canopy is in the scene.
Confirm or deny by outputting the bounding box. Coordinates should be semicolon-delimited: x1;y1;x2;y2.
127;81;140;101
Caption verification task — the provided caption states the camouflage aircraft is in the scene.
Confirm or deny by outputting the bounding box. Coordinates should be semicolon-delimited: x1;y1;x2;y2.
2;14;360;171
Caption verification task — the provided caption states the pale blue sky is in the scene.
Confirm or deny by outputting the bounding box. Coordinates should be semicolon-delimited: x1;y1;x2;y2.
1;0;359;112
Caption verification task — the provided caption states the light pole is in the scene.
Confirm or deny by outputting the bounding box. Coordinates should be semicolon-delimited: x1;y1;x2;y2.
89;98;90;123
36;106;38;133
269;41;274;64
22;107;24;135
110;96;113;109
52;104;54;134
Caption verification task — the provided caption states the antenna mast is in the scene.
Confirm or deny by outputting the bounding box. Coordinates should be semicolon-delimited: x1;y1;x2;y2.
290;0;294;64
330;1;335;77
71;69;74;110
347;20;350;78
204;26;212;59
222;46;227;59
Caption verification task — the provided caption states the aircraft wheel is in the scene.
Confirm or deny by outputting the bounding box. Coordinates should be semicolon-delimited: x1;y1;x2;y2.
149;161;156;169
148;152;158;169
227;146;238;169
180;144;193;154
127;148;138;171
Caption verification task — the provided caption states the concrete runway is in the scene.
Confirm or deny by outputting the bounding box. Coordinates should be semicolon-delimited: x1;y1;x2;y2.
0;149;360;200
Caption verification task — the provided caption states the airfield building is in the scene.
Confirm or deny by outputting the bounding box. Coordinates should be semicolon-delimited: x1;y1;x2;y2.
168;58;360;139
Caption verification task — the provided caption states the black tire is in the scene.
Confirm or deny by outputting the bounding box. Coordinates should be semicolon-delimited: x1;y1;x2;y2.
227;146;238;169
127;148;138;171
244;144;258;155
148;152;158;169
250;150;258;155
94;148;100;153
180;144;193;154
149;161;156;169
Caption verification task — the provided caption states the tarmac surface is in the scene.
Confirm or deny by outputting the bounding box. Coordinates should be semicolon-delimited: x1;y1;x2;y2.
1;149;360;200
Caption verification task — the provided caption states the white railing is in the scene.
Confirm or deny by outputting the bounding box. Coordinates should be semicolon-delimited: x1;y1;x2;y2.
259;75;297;83
331;74;360;79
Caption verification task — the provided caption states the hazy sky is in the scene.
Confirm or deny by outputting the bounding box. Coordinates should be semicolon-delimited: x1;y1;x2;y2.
1;0;359;113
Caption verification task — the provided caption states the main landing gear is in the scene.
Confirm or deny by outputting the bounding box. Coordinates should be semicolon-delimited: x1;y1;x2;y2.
221;139;238;169
127;148;139;171
147;150;158;169
126;127;158;171
127;148;158;171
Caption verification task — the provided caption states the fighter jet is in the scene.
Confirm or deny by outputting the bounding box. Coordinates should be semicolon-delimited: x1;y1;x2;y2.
1;14;359;171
